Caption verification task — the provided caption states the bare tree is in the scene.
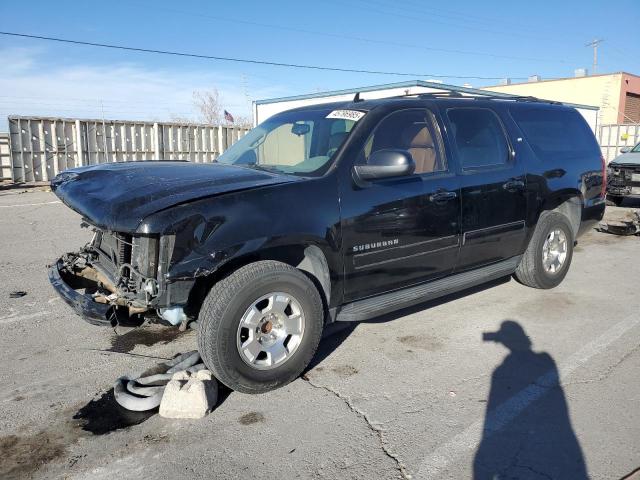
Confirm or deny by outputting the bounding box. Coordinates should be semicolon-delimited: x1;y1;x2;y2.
193;88;222;125
170;88;252;127
233;115;253;129
169;114;196;124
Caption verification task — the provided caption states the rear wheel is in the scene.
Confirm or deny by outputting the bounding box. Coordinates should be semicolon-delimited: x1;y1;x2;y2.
514;212;574;289
198;260;324;394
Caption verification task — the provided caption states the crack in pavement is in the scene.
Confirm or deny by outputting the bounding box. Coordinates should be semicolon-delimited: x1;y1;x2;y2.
516;463;554;480
302;374;411;479
509;441;553;480
563;341;640;387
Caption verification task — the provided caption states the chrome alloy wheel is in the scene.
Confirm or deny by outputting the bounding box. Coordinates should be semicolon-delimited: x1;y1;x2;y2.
542;228;568;274
236;292;305;370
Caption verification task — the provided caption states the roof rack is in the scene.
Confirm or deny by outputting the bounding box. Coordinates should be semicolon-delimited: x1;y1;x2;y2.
389;90;563;105
417;91;465;98
256;80;597;112
386;91;464;100
509;95;563;105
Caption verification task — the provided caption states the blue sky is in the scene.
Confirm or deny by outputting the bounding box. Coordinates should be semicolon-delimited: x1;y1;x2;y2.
0;0;638;130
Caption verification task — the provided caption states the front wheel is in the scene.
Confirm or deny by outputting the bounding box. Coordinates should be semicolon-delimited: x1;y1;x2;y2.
198;260;324;394
514;212;574;289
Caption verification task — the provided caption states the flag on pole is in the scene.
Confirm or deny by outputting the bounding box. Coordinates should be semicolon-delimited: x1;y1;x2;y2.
224;110;235;123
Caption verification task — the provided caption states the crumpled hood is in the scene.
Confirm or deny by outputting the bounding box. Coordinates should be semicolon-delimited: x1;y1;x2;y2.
51;161;295;232
610;152;640;166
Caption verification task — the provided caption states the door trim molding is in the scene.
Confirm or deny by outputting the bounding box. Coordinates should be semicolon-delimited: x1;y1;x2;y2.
462;220;525;246
354;234;458;257
353;234;459;270
354;241;459;270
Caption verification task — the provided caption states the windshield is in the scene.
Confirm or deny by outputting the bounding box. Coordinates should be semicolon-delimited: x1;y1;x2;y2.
633;143;640;153
217;108;361;176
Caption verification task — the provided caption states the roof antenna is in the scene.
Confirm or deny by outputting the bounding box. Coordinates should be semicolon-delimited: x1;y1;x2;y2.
353;92;362;102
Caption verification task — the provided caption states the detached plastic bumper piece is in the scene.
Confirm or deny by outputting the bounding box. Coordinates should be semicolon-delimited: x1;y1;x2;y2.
48;258;113;326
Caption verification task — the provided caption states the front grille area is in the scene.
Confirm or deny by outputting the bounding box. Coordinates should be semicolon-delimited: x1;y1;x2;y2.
94;231;133;283
609;166;640;187
98;232;131;265
608;174;627;187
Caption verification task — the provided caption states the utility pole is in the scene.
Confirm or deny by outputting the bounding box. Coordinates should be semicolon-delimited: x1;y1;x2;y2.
241;74;252;114
585;39;604;74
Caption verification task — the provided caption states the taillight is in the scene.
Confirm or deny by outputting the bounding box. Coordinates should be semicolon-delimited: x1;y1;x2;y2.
600;155;607;198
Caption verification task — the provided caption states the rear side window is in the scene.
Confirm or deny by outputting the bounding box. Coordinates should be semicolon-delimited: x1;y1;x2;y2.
447;108;510;170
510;107;599;162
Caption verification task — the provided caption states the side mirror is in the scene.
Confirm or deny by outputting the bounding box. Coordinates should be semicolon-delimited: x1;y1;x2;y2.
353;149;415;183
620;146;631;154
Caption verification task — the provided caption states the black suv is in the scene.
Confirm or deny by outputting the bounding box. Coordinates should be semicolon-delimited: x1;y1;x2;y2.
49;94;605;393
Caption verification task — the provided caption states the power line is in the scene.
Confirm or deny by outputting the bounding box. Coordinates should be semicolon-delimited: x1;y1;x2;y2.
0;31;526;81
154;7;571;65
369;0;548;33
329;0;544;42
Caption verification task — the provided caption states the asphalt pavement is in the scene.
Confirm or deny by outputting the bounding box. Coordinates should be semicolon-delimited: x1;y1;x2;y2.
0;189;638;479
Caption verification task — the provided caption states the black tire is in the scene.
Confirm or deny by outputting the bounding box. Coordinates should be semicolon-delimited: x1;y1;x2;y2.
514;212;574;289
606;195;625;207
198;260;324;394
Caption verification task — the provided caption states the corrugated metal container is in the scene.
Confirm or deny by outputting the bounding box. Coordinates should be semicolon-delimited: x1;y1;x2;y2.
7;116;248;182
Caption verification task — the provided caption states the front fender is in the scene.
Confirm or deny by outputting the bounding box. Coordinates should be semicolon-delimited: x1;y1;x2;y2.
138;177;343;306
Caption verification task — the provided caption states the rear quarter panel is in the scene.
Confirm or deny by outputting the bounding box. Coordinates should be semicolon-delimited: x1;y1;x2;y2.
500;103;605;241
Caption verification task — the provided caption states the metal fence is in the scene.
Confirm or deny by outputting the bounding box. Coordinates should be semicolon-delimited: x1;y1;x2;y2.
0;133;10;181
7;116;249;183
7;116;636;181
598;123;640;163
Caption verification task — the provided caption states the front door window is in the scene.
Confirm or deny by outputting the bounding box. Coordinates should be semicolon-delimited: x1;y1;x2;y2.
360;109;446;175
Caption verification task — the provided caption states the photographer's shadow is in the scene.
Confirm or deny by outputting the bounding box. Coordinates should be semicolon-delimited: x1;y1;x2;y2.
474;320;588;479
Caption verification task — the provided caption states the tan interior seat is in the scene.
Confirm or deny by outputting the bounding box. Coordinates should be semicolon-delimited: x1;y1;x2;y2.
401;124;437;174
327;131;348;157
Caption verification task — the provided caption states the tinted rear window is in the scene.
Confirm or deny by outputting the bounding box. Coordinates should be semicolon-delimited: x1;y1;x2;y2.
446;108;510;169
510;107;599;162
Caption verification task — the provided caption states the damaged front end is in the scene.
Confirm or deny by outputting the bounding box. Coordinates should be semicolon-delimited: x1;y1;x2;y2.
47;161;296;328
608;163;640;198
49;226;189;327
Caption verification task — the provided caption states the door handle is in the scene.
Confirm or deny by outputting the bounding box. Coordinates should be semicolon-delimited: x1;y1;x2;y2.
502;179;525;192
429;190;458;204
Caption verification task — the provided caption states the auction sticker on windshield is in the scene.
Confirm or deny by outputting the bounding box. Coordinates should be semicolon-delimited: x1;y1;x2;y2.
326;110;366;121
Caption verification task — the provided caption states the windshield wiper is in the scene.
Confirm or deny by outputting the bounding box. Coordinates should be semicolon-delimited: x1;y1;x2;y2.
244;163;283;173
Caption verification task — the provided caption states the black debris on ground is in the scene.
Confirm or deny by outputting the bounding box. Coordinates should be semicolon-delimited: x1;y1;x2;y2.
73;389;156;435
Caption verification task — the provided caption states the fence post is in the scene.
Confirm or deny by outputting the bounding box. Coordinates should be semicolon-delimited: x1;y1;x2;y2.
75;120;84;167
217;125;224;157
153;123;162;159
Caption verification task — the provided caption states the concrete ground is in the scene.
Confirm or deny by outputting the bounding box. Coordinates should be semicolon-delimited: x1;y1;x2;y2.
0;189;638;480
